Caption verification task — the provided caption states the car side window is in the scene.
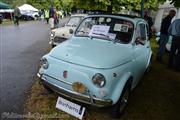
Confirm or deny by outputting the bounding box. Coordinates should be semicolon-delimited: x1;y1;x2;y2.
136;23;147;41
146;24;149;40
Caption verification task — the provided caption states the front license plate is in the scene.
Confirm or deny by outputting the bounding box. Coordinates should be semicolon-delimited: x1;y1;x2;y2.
56;96;85;120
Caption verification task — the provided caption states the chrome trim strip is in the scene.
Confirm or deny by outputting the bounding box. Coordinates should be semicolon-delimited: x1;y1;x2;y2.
43;73;72;86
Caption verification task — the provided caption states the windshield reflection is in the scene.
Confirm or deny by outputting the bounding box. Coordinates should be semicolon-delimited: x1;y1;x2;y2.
75;16;134;43
66;16;83;27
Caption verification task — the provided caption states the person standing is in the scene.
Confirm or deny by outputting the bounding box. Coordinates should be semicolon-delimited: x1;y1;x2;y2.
49;5;55;29
144;10;153;39
14;6;21;26
54;9;60;28
156;10;176;63
167;19;180;71
44;10;49;24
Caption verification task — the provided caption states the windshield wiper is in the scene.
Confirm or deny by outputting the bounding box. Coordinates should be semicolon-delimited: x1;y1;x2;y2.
92;33;121;43
76;31;119;42
91;33;111;40
91;33;121;43
76;30;93;39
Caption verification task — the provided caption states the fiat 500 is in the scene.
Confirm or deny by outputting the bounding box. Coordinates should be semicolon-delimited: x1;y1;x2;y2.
38;14;152;117
49;14;87;47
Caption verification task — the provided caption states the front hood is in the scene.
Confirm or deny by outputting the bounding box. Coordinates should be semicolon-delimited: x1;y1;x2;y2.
54;26;76;38
49;37;133;69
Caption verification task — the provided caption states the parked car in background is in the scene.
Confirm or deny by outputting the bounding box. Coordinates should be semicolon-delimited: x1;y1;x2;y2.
19;12;39;21
19;14;34;20
38;14;152;118
49;14;87;47
29;11;39;20
0;14;3;24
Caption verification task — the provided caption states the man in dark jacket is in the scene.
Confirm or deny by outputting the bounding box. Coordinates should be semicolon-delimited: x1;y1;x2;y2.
156;10;176;63
49;5;55;29
14;6;21;26
49;5;55;18
144;10;153;39
168;18;180;71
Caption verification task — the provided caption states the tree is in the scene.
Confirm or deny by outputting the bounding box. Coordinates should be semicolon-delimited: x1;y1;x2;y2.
1;0;179;12
72;0;161;13
171;0;180;7
1;0;27;8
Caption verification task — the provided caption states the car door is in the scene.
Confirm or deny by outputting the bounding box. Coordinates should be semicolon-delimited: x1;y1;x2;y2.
132;21;151;87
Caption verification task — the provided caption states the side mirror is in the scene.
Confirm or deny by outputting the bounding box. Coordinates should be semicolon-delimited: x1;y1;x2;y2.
69;29;74;34
135;37;145;45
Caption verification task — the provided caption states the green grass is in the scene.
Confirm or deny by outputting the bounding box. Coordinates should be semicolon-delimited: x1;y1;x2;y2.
25;39;180;120
0;19;36;26
0;19;14;25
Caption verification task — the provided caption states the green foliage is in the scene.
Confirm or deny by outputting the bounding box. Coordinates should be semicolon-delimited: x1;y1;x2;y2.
26;0;51;9
0;0;12;5
0;0;26;8
1;0;179;12
72;0;163;12
171;0;180;7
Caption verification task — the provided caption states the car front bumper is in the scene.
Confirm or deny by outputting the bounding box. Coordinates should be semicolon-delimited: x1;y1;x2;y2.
37;73;113;107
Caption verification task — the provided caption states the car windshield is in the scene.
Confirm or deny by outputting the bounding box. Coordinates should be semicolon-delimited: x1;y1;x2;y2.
66;16;83;27
75;16;134;43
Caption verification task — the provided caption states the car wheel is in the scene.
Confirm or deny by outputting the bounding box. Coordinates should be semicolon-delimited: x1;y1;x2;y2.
111;80;131;118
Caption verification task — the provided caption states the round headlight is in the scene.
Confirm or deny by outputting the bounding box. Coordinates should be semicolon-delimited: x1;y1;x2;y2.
40;58;49;69
92;73;106;88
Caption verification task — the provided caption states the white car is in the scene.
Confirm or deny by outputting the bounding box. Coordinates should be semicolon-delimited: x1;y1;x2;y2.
49;14;87;47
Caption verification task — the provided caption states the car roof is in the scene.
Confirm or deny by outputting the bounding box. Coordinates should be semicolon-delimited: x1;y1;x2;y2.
71;14;88;17
87;14;145;24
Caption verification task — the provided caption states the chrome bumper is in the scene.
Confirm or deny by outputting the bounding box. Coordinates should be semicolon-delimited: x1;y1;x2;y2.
37;73;113;107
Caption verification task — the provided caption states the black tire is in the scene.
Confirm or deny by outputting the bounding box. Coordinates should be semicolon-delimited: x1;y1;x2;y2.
111;80;131;118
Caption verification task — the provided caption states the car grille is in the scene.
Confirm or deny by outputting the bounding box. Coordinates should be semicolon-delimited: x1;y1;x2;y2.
54;37;67;43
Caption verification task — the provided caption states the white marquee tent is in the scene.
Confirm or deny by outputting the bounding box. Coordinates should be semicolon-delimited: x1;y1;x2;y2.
18;4;38;14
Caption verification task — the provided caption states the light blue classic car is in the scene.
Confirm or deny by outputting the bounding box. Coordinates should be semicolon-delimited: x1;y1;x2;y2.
37;14;152;118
